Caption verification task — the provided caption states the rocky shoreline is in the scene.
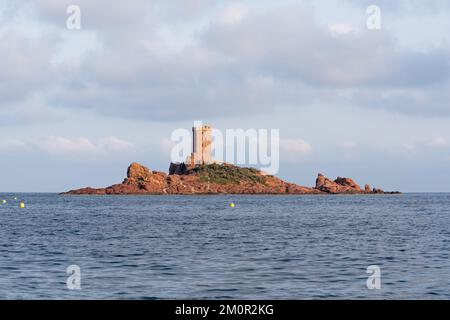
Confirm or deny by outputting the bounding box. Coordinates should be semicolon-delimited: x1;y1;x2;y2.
62;162;400;195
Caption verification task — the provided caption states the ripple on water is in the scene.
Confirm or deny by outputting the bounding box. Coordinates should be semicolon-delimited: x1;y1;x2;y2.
0;193;448;299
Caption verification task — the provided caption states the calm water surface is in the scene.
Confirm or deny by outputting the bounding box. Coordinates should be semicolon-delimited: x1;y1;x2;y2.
0;193;448;299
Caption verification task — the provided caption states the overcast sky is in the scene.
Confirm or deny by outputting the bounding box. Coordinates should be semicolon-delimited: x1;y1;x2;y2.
1;0;450;192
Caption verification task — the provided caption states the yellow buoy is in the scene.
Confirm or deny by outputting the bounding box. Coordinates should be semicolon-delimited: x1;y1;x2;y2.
19;202;25;209
229;202;235;208
1;200;6;204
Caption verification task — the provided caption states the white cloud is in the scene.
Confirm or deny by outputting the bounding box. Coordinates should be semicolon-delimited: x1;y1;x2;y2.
0;139;28;151
219;3;249;25
428;136;448;147
36;136;134;155
1;1;449;122
0;31;55;105
205;4;449;88
401;143;416;153
46;3;440;121
0;101;66;125
399;136;449;154
97;136;135;152
280;138;312;163
329;24;353;35
33;0;152;28
346;0;450;14
38;136;96;154
339;141;358;150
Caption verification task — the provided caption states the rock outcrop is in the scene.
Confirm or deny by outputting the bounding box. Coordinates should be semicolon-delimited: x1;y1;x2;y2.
63;162;399;195
315;174;364;194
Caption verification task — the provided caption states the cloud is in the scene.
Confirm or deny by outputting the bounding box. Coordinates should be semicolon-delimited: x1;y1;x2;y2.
51;3;448;120
339;141;358;150
36;136;135;156
329;24;354;35
0;31;55;105
346;0;450;14
427;136;448;147
1;0;450;122
97;136;136;152
32;0;220;29
218;3;249;25
157;0;220;21
0;102;66;126
38;136;96;154
33;0;153;28
203;5;449;88
0;135;136;158
280;138;312;163
0;139;28;152
353;84;450;116
402;143;416;153
399;136;449;154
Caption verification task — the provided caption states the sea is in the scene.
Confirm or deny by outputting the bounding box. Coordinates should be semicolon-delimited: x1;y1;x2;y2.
0;193;448;299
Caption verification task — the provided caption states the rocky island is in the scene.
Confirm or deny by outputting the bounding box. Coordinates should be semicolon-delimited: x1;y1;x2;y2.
63;162;399;195
63;125;400;195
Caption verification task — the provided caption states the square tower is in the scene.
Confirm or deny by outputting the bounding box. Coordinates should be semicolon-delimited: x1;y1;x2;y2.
189;124;212;165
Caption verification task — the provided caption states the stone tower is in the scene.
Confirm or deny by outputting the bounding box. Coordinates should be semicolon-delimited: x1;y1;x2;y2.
189;124;212;166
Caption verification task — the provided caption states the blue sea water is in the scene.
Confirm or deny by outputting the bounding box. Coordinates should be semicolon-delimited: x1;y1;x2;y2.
0;193;448;299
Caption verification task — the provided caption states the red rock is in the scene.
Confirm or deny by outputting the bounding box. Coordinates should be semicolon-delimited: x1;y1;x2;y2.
62;163;396;195
334;177;361;190
315;174;378;194
373;188;384;194
124;162;152;182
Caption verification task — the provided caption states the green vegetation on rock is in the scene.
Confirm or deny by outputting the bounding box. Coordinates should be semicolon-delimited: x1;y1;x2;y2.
190;163;266;185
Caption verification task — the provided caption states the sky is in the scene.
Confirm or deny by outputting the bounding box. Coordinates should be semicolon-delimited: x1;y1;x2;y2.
1;0;450;192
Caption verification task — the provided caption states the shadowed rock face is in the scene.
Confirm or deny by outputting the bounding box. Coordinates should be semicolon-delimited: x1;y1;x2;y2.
63;163;399;195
